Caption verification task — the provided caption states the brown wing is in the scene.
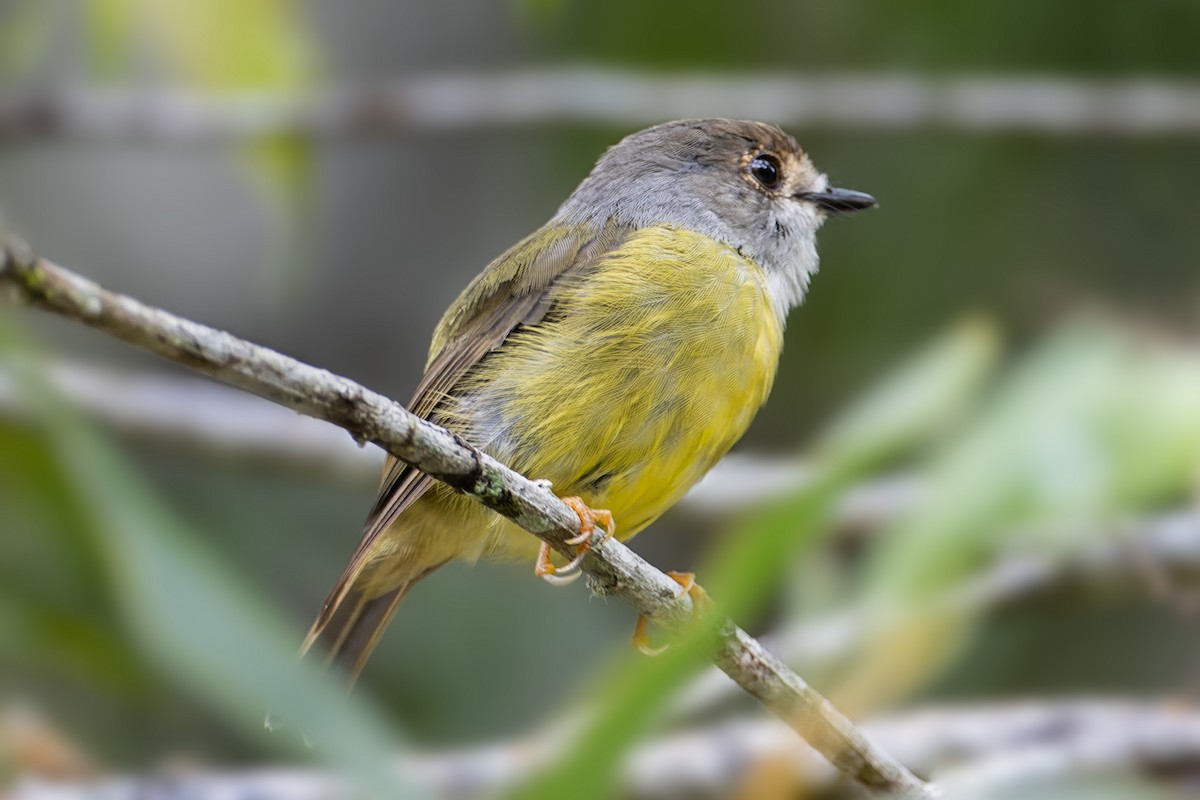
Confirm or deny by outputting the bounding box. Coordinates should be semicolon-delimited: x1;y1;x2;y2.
309;221;630;634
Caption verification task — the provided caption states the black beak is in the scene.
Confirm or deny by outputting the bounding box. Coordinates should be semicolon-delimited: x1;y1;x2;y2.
795;187;878;214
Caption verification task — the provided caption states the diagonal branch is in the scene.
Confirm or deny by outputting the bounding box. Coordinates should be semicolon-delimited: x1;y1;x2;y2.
0;234;936;799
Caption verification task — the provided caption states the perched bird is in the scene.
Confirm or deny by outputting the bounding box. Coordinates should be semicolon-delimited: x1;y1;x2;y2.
301;119;876;682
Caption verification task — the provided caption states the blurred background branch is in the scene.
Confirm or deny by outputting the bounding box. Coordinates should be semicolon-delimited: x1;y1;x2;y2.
11;699;1200;799
2;71;1200;141
0;360;387;484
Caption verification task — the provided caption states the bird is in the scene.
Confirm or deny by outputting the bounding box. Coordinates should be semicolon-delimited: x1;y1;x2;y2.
300;118;876;683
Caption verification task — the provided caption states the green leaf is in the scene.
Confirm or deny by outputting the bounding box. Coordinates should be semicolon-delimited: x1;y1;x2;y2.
824;319;1200;711
867;319;1200;603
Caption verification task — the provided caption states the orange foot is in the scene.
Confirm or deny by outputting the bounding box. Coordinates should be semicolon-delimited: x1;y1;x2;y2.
534;495;616;587
633;571;713;656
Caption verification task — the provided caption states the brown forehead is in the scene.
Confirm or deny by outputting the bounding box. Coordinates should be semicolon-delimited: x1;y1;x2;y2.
731;125;809;169
695;119;801;157
620;119;810;173
744;123;801;157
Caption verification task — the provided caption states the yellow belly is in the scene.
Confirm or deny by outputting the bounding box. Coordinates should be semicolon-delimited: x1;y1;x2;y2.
362;227;784;587
467;227;782;551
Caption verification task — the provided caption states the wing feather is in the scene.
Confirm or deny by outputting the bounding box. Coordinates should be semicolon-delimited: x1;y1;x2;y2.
309;221;631;634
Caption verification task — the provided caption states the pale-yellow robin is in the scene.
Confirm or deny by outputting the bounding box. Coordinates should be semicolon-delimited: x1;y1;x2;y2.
301;119;876;681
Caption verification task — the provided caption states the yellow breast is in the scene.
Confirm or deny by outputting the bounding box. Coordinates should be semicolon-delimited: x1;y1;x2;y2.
457;226;784;554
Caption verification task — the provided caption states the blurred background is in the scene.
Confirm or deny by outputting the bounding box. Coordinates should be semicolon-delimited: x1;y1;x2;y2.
2;2;1200;798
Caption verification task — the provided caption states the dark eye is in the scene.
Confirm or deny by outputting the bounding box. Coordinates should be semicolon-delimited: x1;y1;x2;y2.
749;154;781;189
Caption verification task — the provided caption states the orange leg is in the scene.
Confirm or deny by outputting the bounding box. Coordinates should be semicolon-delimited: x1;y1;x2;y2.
534;495;616;587
632;571;713;656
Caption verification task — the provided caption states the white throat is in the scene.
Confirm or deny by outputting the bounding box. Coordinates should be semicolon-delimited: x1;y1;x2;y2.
758;200;824;322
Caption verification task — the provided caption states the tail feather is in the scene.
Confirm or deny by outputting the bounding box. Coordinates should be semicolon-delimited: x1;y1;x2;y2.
300;584;412;686
300;561;447;686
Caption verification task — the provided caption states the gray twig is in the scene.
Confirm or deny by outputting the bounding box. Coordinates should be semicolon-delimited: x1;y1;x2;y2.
0;235;935;798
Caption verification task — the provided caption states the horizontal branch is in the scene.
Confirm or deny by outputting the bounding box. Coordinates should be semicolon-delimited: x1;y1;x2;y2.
2;71;1199;142
0;235;934;797
10;699;1198;799
0;362;386;482
0;360;388;483
929;700;1200;795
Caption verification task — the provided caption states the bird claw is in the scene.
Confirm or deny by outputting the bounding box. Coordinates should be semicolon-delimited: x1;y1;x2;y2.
632;571;712;655
633;614;669;656
561;496;616;546
535;541;583;585
533;496;615;585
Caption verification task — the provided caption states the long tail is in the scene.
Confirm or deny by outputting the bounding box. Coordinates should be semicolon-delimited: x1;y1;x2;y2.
299;563;443;686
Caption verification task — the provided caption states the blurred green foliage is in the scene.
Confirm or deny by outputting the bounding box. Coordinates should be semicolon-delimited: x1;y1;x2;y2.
527;1;1200;73
0;324;417;796
870;322;1200;602
81;0;317;292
